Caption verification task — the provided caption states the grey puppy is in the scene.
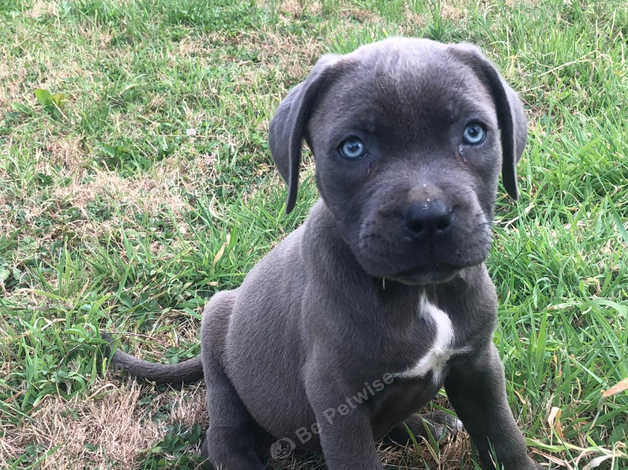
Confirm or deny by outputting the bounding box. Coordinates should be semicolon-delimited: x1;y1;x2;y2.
109;38;540;469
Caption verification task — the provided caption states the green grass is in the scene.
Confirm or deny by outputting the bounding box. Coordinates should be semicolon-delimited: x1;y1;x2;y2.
1;0;626;468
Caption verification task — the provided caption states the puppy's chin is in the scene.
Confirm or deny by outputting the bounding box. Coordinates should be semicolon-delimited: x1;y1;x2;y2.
388;267;460;286
354;250;489;286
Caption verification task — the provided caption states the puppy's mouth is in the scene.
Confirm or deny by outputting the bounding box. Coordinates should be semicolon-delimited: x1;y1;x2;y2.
353;210;492;285
388;265;460;286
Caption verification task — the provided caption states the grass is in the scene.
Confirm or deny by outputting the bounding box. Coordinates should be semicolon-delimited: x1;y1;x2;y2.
0;0;626;468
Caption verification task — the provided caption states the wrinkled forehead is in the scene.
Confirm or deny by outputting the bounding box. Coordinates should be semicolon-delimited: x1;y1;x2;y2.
312;45;497;141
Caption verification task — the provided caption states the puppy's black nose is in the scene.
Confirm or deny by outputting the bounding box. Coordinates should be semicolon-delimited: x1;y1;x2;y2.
405;200;453;237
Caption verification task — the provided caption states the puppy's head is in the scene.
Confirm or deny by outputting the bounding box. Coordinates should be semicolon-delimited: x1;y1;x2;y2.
269;38;527;285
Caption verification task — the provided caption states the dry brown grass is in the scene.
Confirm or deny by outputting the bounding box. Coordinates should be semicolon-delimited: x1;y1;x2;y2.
199;27;324;89
3;152;200;251
440;2;469;21
0;379;206;469
256;0;322;18
250;28;323;82
54;165;191;224
273;412;474;470
0;40;94;112
25;0;58;19
44;135;86;170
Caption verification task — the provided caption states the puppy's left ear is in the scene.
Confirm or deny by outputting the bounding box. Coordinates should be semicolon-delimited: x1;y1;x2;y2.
269;54;342;213
449;44;527;200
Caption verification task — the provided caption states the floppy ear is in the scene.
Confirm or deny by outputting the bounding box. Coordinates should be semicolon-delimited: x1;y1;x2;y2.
269;54;341;213
449;44;527;200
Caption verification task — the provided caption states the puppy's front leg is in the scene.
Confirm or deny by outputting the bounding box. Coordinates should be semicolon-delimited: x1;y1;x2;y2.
445;343;539;470
306;370;383;470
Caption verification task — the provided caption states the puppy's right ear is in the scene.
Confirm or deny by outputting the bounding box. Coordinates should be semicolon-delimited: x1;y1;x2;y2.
269;54;341;213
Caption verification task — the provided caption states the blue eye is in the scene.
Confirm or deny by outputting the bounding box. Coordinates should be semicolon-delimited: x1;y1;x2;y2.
463;123;487;145
339;137;365;159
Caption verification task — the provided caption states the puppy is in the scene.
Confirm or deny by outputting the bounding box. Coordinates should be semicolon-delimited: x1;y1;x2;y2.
109;38;539;469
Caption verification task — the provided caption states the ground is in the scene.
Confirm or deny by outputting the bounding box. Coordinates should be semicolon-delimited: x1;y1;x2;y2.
0;0;626;469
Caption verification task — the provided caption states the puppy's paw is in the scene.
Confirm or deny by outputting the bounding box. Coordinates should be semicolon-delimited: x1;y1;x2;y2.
421;410;464;439
384;411;462;445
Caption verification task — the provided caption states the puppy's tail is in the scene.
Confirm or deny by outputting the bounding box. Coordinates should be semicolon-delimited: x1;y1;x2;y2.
102;332;203;385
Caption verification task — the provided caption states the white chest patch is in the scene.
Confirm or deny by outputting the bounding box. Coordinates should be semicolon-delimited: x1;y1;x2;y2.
393;294;469;383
